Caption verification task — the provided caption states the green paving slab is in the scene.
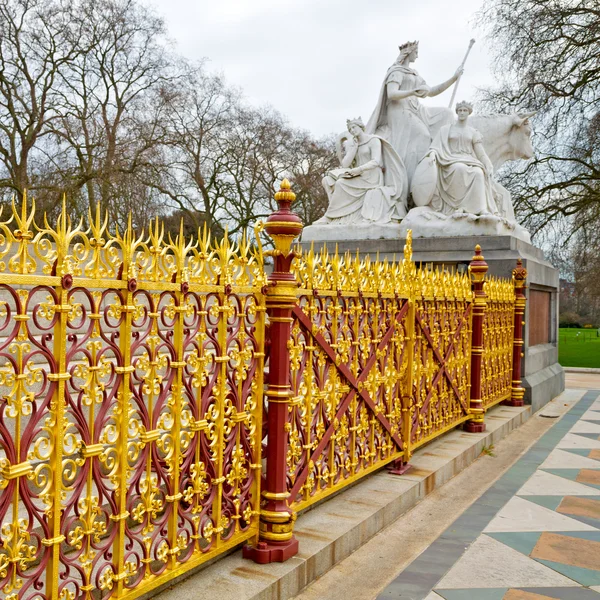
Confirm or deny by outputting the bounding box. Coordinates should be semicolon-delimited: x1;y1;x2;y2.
542;469;600;490
522;495;564;511
434;590;506;600
486;531;541;556
571;433;600;440
543;469;590;480
517;589;600;599
536;559;600;587
564;448;597;457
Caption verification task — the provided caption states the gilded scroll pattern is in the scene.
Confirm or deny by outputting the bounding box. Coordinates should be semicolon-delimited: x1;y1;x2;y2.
287;245;476;511
411;294;472;449
0;199;266;600
481;278;515;410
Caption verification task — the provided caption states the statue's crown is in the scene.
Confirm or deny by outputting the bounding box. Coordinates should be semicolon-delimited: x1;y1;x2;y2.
346;117;365;129
399;40;419;53
455;100;474;113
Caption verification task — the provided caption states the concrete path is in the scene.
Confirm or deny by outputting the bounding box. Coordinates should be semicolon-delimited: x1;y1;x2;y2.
294;377;600;600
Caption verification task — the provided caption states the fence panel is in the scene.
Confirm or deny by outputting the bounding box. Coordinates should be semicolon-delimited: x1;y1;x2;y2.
0;200;266;600
481;278;515;410
286;247;413;511
285;238;478;510
411;271;473;449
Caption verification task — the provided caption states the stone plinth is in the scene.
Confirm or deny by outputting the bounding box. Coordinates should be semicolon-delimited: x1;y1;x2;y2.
398;207;532;244
299;233;564;411
301;221;403;242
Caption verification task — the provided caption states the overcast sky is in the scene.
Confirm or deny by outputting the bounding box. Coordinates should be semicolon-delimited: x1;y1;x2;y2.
149;0;495;138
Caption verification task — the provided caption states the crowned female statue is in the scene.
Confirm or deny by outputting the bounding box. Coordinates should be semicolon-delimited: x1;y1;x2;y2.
411;101;498;215
367;41;463;186
317;117;407;224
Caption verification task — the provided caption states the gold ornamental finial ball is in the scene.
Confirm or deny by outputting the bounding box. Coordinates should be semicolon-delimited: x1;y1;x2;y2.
469;244;488;283
275;179;296;204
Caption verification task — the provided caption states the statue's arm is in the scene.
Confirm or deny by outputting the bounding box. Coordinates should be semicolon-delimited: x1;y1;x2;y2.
428;67;464;97
348;139;381;176
387;80;429;101
340;139;358;168
473;138;493;175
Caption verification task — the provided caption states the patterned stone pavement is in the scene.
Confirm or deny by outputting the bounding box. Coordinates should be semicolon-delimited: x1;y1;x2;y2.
378;390;600;600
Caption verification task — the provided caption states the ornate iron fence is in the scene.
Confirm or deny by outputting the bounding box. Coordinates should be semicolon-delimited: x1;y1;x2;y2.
481;278;516;410
286;247;414;511
285;243;476;511
0;198;266;599
0;181;527;594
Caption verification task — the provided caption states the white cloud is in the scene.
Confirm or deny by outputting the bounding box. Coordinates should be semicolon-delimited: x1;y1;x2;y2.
149;0;496;137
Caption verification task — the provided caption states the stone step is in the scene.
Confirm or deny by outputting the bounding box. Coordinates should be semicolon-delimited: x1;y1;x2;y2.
154;404;530;600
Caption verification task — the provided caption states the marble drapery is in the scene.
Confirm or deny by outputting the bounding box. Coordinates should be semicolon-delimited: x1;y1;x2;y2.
320;134;407;224
366;64;454;186
414;123;498;215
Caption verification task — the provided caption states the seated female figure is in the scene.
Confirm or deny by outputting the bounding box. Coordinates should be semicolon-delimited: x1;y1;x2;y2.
412;101;498;216
318;117;407;224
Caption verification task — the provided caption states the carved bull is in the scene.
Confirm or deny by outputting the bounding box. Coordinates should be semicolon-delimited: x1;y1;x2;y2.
411;111;535;221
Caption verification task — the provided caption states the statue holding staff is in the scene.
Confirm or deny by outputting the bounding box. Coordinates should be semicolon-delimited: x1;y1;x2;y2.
366;40;472;187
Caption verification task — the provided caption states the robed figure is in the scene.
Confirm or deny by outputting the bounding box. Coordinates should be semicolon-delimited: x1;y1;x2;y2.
318;117;408;224
367;40;462;187
411;101;498;215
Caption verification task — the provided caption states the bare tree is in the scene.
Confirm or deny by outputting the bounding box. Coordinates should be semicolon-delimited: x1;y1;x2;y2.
0;0;335;236
287;132;337;226
150;64;239;233
50;0;177;227
0;0;84;203
477;0;600;237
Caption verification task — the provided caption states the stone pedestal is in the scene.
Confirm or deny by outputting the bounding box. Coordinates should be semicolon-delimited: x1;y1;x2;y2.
299;233;564;412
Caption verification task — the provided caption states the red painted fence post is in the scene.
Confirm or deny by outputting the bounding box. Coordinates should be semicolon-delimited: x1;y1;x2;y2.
243;179;302;564
506;259;528;407
465;245;488;433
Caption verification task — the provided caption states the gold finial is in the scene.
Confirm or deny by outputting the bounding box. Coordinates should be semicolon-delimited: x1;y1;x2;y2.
274;179;296;204
469;243;488;283
403;230;413;262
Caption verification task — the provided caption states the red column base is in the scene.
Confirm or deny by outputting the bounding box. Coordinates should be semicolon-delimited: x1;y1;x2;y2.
464;420;486;433
387;459;412;475
502;398;524;407
243;537;299;564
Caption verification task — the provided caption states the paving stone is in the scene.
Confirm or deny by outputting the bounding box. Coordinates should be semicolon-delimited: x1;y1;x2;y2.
436;535;577;589
532;532;600;572
484;496;596;532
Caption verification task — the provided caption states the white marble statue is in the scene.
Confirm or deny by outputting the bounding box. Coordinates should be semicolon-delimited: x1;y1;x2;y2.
411;101;497;215
366;40;460;186
302;41;537;244
470;111;535;222
401;101;532;243
316;117;408;225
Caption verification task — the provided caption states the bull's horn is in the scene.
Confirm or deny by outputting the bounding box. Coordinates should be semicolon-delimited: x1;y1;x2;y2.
513;110;537;125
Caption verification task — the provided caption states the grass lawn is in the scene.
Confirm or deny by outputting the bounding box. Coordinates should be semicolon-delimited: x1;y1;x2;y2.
559;327;600;368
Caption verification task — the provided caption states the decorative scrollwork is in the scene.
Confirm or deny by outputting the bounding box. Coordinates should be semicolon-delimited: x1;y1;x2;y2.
0;195;265;599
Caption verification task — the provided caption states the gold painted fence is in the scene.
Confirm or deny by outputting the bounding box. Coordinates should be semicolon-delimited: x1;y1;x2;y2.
0;194;523;598
286;240;478;511
0;198;265;599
